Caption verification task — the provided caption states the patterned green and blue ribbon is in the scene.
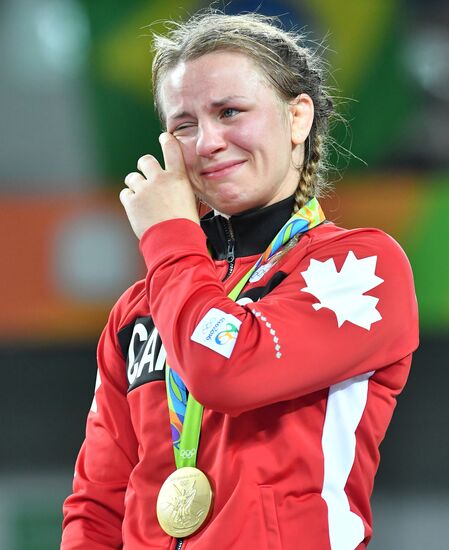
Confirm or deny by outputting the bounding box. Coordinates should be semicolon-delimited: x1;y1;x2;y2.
166;197;325;469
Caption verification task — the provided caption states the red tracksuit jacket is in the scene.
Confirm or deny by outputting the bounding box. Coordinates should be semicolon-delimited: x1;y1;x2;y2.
62;197;419;549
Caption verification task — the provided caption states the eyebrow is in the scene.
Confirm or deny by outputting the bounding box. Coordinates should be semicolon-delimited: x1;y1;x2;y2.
169;95;248;120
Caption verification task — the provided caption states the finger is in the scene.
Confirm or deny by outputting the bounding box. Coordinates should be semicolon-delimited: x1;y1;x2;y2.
159;132;187;174
137;154;161;179
124;171;145;191
119;187;133;206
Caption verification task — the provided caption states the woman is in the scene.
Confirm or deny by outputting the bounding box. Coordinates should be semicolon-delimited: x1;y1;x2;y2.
61;11;418;550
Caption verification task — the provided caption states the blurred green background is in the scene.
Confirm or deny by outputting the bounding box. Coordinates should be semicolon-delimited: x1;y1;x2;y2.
0;0;448;548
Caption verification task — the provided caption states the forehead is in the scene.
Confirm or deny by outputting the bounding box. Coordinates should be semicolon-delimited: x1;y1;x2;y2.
159;51;272;118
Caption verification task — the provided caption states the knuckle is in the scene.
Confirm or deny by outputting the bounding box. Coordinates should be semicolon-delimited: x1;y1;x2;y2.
124;172;137;185
119;188;130;203
137;154;156;171
128;172;147;186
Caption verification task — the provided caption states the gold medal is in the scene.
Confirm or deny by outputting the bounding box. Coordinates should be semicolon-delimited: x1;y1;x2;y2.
156;466;213;538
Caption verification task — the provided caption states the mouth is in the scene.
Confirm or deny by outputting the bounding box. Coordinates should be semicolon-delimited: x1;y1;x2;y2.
200;160;247;179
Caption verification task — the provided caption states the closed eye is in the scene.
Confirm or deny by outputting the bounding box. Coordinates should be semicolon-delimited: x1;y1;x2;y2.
173;122;197;134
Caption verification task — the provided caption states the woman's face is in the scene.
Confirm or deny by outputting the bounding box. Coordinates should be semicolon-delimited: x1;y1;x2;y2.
160;51;311;216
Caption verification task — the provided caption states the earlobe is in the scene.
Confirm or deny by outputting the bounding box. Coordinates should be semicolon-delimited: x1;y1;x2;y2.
290;94;314;145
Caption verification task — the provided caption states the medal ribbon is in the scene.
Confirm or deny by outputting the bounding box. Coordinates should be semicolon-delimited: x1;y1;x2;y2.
165;197;325;469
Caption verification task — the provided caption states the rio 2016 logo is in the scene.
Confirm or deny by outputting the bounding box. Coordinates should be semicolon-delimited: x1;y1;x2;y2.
215;323;239;345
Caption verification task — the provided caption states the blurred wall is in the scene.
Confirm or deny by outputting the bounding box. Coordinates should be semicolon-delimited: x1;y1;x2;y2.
1;0;448;548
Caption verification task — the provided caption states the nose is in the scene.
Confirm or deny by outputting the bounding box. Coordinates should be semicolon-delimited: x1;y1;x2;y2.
196;120;227;157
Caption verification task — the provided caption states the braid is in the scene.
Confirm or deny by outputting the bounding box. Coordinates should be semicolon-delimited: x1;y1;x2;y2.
293;135;322;213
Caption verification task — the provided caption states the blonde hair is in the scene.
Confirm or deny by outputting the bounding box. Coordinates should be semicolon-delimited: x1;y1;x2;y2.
151;11;334;211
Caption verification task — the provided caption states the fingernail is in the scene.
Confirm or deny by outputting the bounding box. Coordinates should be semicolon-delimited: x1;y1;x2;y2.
159;132;169;144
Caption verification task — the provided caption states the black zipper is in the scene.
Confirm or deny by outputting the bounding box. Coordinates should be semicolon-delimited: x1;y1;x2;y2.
221;217;235;281
175;538;184;550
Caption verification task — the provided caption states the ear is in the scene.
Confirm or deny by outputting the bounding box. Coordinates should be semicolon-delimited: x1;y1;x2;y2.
289;94;314;145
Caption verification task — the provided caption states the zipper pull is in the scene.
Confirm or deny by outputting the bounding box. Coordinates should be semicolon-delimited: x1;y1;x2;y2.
226;238;235;265
221;217;236;281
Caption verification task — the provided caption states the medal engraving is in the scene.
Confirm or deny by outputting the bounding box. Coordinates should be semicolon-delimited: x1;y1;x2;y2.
157;467;213;537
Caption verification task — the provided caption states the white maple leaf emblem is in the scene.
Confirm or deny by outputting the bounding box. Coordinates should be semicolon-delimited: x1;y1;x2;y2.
301;251;384;330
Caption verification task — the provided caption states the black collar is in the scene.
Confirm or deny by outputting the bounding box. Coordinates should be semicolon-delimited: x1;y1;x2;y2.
200;195;296;260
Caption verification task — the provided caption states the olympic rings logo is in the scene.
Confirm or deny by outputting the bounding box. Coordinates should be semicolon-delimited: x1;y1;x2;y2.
215;323;239;345
180;448;197;459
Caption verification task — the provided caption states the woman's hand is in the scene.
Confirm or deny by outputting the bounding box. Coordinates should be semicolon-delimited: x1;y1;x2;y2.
120;132;200;239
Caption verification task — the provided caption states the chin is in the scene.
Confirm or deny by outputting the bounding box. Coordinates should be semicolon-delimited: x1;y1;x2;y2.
200;186;272;216
201;193;243;216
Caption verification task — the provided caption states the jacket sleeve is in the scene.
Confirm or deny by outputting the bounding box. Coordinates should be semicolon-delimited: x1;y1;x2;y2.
61;294;138;549
141;219;419;416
